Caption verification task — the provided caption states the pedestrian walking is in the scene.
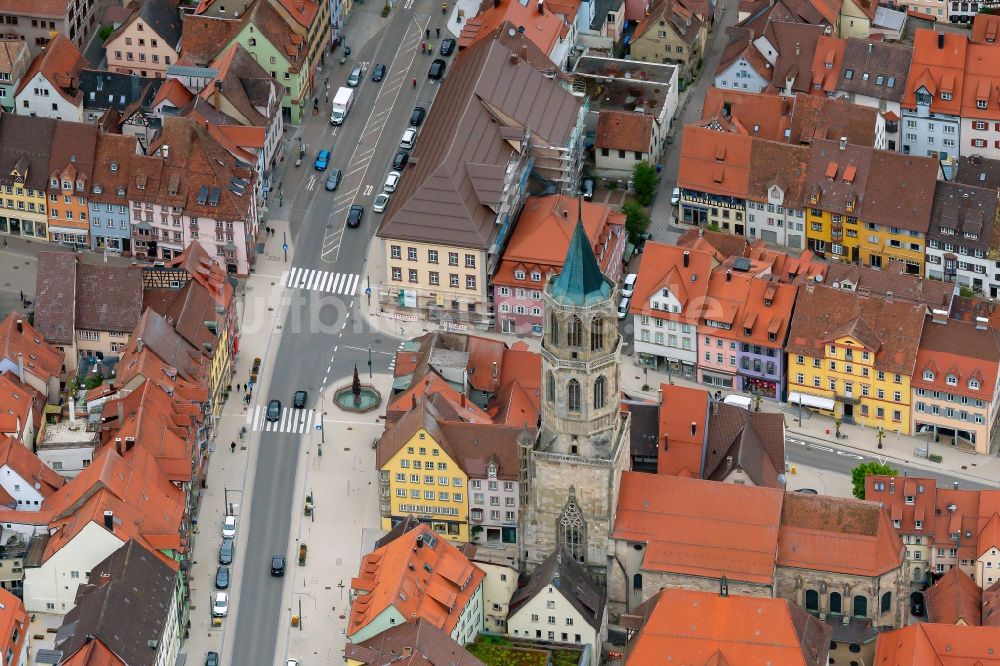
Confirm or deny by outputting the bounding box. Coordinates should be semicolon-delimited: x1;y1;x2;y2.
18;291;23;302
436;26;440;37
231;441;236;453
425;28;430;38
2;237;7;248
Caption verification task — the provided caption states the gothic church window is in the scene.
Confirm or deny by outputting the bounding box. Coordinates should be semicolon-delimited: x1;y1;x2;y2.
591;317;604;351
567;379;581;412
567;315;582;347
546;371;555;404
558;493;586;563
594;376;606;409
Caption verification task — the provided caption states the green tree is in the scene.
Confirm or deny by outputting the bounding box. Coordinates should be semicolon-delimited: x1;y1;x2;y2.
632;162;659;206
98;24;114;41
850;461;898;500
622;200;650;244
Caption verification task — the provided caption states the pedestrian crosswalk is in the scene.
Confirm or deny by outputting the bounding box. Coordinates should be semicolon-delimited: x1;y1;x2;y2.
387;341;406;373
248;406;321;434
285;267;361;295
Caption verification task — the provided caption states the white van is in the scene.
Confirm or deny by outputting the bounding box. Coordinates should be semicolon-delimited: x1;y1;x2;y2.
622;273;638;298
617;297;630;320
723;394;753;410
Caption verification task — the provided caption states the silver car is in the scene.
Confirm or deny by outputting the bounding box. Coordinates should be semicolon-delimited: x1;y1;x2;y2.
373;193;390;213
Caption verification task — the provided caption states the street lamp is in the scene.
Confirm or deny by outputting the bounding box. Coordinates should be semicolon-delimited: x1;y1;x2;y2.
368;347;373;378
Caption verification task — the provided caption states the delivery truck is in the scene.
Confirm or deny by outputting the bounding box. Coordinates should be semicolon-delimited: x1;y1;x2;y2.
330;87;354;125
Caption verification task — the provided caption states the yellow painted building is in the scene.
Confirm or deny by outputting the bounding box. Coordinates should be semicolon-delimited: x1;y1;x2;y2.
0;182;50;241
377;400;470;542
786;284;925;434
803;141;938;275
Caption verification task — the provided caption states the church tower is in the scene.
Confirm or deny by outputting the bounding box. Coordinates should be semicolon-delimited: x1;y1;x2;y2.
521;198;630;582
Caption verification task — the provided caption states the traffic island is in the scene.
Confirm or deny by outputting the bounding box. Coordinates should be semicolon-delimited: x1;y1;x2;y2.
333;365;382;413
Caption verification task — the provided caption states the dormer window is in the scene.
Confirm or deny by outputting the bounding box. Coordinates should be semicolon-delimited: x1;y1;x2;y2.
978;99;988;109
946;374;957;386
110;162;118;172
744;327;752;336
905;495;914;505
915;520;923;529
970;378;980;390
941;91;952;101
514;269;525;280
916;90;932;105
531;271;541;281
768;332;777;342
893;519;900;528
923;370;934;381
50;177;58;187
76;180;84;191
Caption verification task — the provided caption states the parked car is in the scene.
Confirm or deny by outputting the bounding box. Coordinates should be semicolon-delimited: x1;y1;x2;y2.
212;592;229;617
325;169;342;191
215;566;230;589
266;399;281;422
428;58;446;80
373;193;390;213
293;390;307;409
794;488;818;494
910;591;925;617
622;273;637;298
347;65;362;86
371;63;386;81
219;537;234;564
581;177;595;201
440;38;456;56
206;652;219;666
272;555;286;576
384;171;401;193
347;205;364;228
287;660;300;666
410;106;426;126
400;127;417;149
617;297;629;320
392;150;409;170
313;150;330;171
222;515;237;538
670;187;681;206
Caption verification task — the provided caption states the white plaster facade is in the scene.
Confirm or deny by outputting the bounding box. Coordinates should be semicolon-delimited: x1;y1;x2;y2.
14;73;82;121
0;464;46;510
745;185;807;249
471;560;518;634
714;55;771;93
961;117;1000;161
632;288;699;376
977;543;1000;588
507;583;601;666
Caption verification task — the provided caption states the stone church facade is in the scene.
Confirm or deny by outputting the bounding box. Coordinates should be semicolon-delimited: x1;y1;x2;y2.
520;211;630;583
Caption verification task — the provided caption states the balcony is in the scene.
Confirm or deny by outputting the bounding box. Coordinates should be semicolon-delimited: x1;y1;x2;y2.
886;120;899;134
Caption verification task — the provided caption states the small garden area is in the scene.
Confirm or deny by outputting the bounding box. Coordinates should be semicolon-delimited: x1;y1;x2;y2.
466;635;583;666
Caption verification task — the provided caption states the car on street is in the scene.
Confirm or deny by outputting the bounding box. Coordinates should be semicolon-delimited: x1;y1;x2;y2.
287;660;300;666
428;58;446;80
266;399;281;422
219;537;234;564
373;193;390;213
617;296;629;320
347;204;364;228
347;65;362;86
215;566;230;589
581;177;594;201
410;106;426;126
212;592;229;617
384;170;401;193
222;515;237;538
621;273;637;298
313;150;330;171
392;150;409;170
440;38;456;56
272;555;286;576
325;169;342;191
795;488;819;494
206;652;219;666
670;187;681;206
910;591;925;616
400;127;417;149
372;63;386;81
293;390;307;408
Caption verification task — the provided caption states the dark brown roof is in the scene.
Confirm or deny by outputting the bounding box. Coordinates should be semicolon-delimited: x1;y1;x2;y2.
34;253;78;346
956;155;1000;191
55;540;177;666
768;22;826;95
596;110;653;152
633;0;704;46
177;15;242;66
705;403;785;489
801;138;872;215
748;139;810;204
786;283;925;375
787;93;879;147
344;619;486;665
48;120;98;184
928;180;999;252
90;133;138;204
203;43;280;127
376;33;580;249
823;262;955;311
0;115;58;190
862;150;939;234
509;548;605;631
837;38;912;104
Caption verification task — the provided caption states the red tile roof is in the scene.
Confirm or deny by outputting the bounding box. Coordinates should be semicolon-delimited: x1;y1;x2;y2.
874;623;1000;665
903;29;967;116
971;13;1000;45
613;472;784;584
16;34;86;106
0;589;27;666
458;0;572;56
596;111;653;153
0;312;65;384
628;242;717;319
349;524;485;638
700;87;793;141
678;125;752;200
926;566;984;625
810;35;846;96
657;384;709;477
0;434;64;498
913;318;1000;401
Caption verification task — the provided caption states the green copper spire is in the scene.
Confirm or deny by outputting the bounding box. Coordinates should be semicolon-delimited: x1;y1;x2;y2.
548;196;611;307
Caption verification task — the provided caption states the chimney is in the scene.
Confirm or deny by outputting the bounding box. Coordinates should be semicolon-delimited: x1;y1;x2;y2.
509;51;518;64
726;455;733;472
103;510;114;532
162;144;169;159
492;361;498;379
931;308;948;324
117;401;124;424
726;270;732;282
954;482;959;490
15;319;22;334
886;291;893;302
136;337;144;352
460;393;466;408
976;316;989;330
69;397;76;423
521;45;528;62
683;250;690;267
411;393;418;410
795;42;800;56
839;136;847;151
720;575;729;597
416;534;424;548
537;0;544;12
938;32;945;49
690;421;697;436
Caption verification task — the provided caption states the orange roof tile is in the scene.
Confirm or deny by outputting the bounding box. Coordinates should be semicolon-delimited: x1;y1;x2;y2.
458;0;570;56
678;125;752;200
16;34;86;106
628;242;717;320
961;43;1000;122
613;472;783;585
874;623;1000;664
274;0;319;27
0;589;26;665
903;30;967;116
971;13;1000;45
0;372;36;441
151;77;195;109
0;313;65;385
700;87;793;141
596;111;653;153
0;434;64;498
926;566;984;625
624;588;831;665
810;35;847;96
388;374;493;425
657;384;709;477
348;524;485;638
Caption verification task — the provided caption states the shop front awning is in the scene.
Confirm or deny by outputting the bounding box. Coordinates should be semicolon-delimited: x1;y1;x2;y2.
788;392;836;411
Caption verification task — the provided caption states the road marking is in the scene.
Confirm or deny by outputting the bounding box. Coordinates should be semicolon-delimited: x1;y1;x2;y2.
285;267;361;295
341;344;393;355
306;175;317;191
253;408;319;433
364;184;374;196
405;0;413;8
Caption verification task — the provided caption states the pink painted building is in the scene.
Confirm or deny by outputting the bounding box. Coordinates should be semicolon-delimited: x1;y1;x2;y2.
493;195;626;336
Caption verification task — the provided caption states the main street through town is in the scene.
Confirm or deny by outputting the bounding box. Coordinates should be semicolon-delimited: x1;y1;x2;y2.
225;2;446;662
